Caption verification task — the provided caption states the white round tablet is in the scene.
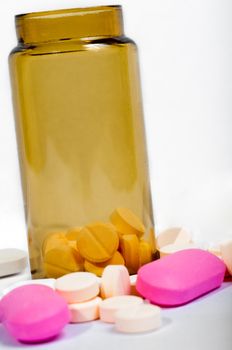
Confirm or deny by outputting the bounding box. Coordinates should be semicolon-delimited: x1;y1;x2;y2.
208;243;221;257
156;228;192;250
159;243;199;258
0;249;28;277
101;265;130;298
55;272;99;303
115;304;161;333
69;296;102;323
220;239;232;275
99;295;143;323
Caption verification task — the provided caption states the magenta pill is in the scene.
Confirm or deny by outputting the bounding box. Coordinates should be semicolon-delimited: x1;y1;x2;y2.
0;284;70;343
136;249;226;306
0;300;3;323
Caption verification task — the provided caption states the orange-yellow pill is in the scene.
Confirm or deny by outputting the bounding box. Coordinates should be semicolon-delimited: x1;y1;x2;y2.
67;242;85;265
76;222;119;263
139;240;153;267
84;251;125;277
42;232;68;256
44;245;83;278
120;234;139;274
110;208;145;237
66;227;82;241
68;240;77;250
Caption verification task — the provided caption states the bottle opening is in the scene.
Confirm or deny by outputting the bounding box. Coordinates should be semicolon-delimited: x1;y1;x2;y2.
16;5;124;44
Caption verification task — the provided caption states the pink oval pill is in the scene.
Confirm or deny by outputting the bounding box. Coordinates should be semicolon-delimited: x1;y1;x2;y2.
0;285;70;343
0;300;3;323
136;249;226;306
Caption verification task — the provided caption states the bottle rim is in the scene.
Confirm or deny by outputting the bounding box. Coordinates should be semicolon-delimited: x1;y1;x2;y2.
15;5;121;20
15;5;124;44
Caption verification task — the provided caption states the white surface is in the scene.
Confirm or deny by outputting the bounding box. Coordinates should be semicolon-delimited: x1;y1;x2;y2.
0;282;231;349
0;0;232;252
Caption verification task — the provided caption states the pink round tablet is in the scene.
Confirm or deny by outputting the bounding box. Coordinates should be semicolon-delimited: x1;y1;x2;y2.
136;249;226;306
0;284;70;343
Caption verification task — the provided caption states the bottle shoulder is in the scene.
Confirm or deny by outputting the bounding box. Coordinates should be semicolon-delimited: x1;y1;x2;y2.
9;36;137;58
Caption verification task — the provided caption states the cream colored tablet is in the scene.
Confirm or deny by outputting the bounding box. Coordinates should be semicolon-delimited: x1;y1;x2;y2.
99;295;143;323
55;272;99;304
0;249;28;277
159;243;198;258
101;265;130;299
208;243;221;258
115;304;161;333
220;239;232;275
156;228;192;250
96;276;102;285
69;296;102;323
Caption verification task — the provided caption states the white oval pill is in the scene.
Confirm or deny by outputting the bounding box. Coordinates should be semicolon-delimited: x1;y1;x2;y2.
159;243;198;258
220;239;232;275
115;304;161;333
101;265;130;298
0;249;28;277
68;296;102;323
55;272;99;303
99;295;143;323
156;228;192;250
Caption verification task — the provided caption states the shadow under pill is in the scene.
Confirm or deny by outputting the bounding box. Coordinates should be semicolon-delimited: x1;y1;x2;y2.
62;322;93;339
0;325;25;348
0;322;92;348
107;317;172;336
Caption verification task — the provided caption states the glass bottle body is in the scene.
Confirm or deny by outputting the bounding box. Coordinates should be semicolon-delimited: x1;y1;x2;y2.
9;6;155;278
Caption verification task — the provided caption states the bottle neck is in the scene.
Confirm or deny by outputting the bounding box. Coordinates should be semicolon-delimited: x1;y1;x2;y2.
15;6;124;45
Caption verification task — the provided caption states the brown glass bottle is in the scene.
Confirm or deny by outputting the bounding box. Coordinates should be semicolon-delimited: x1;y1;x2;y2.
9;6;155;278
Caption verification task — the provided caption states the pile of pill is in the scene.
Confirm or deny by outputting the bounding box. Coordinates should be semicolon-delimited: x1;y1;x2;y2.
43;207;153;278
0;265;162;342
156;227;232;276
0;227;231;344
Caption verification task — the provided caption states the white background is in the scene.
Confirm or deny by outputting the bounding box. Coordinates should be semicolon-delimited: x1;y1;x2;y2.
0;0;232;251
